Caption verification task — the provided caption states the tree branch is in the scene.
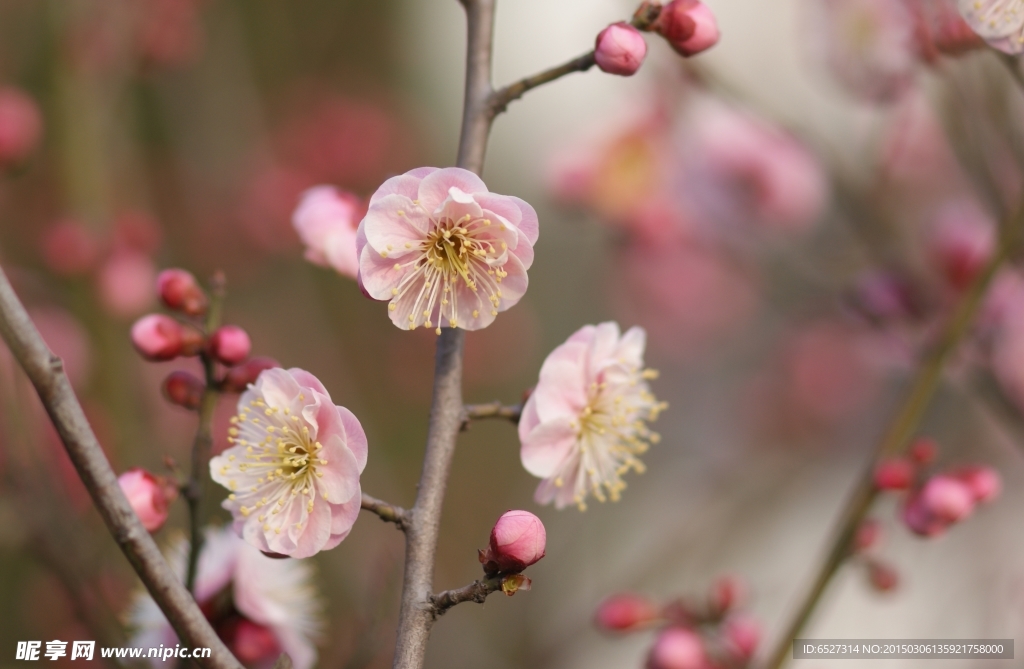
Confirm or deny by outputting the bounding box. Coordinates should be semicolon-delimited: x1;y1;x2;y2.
461;401;521;430
429;577;503;618
762;204;1024;669
0;264;243;669
360;493;411;531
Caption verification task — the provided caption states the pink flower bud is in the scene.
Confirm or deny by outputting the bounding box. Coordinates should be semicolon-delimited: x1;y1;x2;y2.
162;371;205;410
708;575;745;615
920;475;974;523
595;593;660;632
0;87;43;168
853;518;882;553
479;510;546;575
647;628;707;669
117;468;177;532
867;559;899;592
131;314;184;361
156;269;208;316
594;22;648;76
723;615;761;660
222;356;280;393
951;465;1001;504
654;0;720;57
901;494;947;538
209;325;251;366
873;457;915;490
909;436;938;464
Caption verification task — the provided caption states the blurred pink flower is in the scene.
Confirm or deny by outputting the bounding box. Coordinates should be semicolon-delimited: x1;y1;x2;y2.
807;0;918;102
209;325;252;366
519;322;666;510
357;167;538;333
950;465;1001;503
647;627;707;669
479;510;547;575
595;593;661;632
97;250;157;318
957;0;1024;53
722;614;761;660
679;99;827;233
919;474;974;522
210;367;367;559
910;0;985;59
0;87;43;168
40;219;101;277
128;526;321;669
117;468;177;532
594;22;648;76
292;185;363;279
135;0;206;68
30;307;93;389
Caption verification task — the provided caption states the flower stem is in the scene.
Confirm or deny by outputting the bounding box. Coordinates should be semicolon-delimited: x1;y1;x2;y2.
763;204;1024;669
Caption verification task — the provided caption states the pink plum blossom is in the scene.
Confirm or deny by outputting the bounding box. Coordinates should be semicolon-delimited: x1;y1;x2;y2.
292;185;363;280
210;367;367;558
519;322;665;510
118;468;177;532
654;0;721;57
357;167;538;333
912;0;985;59
479;509;546;575
957;0;1024;53
594;23;648;76
128;526;321;669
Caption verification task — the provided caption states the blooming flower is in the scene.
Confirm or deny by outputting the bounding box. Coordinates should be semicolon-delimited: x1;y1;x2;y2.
356;166;538;333
957;0;1024;53
292;185;363;280
128;526;321;669
519;322;665;510
210;367;367;559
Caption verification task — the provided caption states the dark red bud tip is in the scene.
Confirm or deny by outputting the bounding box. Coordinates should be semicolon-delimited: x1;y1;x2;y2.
223;356;280;393
210;325;252;366
162;371;205;410
156;268;208;316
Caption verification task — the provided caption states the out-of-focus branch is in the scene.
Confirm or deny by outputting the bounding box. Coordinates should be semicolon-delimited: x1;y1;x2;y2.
0;263;243;669
461;401;521;430
360;493;411;531
429;576;503;617
488;4;661;116
762;204;1024;669
184;272;225;595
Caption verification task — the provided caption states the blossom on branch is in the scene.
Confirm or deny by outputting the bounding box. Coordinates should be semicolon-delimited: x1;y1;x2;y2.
357;167;538;333
957;0;1024;53
210;367;367;559
519;322;665;510
292;185;364;280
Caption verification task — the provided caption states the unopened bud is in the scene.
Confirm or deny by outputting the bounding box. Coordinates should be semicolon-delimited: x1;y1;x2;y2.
223;356;280;393
595;593;660;632
901;494;947;538
654;0;720;57
920;475;974;523
117;468;177;532
131;314;183;361
950;465;1001;504
909;436;938;465
479;509;546;575
722;615;761;660
867;559;899;592
162;371;205;410
209;325;252;366
647;628;707;669
873;457;915;491
594;22;648;76
156;269;208;316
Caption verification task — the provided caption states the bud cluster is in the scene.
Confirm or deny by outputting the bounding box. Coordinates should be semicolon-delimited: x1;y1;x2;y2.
595;576;761;669
130;268;280;410
592;0;720;78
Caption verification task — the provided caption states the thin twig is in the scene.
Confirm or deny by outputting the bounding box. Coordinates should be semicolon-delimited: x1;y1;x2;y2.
461;401;521;430
360;493;411;531
762;204;1024;669
0;264;243;669
429;576;503;618
184;272;226;595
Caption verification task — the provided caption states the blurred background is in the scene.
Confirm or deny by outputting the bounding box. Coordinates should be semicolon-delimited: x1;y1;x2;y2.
1;0;1023;667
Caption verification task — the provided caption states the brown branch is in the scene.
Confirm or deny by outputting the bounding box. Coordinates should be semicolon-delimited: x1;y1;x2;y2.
762;204;1024;669
429;576;503;618
360;493;411;531
488;3;662;116
461;401;521;430
0;264;243;669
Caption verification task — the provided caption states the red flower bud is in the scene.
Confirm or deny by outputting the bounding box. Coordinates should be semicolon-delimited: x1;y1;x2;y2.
479;509;546;575
162;371;205;410
873;457;915;491
209;325;252;366
117;468;177;532
156;269;208;316
595;593;660;632
222;356;280;393
131;314;183;361
654;0;720;57
594;22;648;76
